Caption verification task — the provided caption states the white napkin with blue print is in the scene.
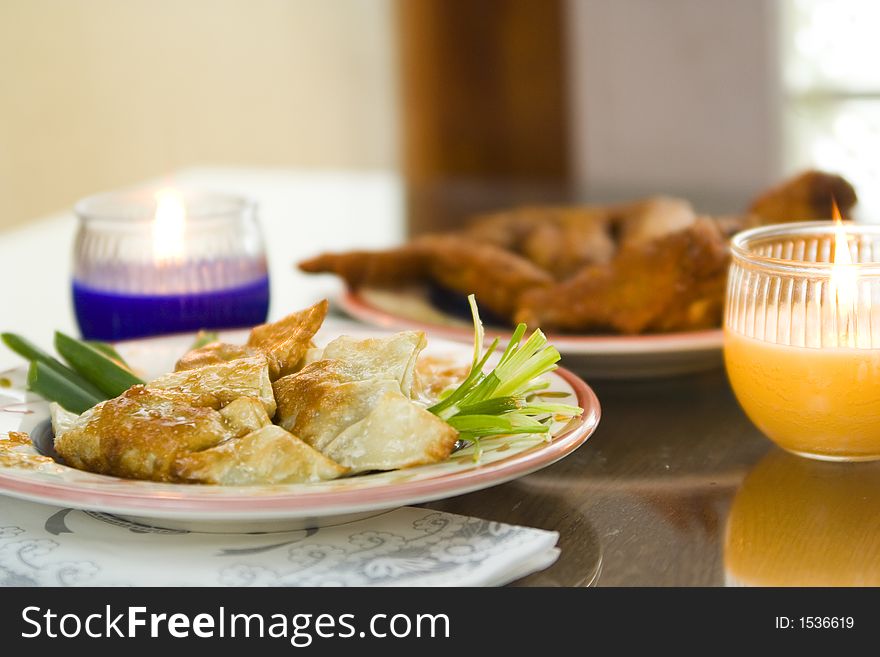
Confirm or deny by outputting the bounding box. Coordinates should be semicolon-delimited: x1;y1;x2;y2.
0;499;559;587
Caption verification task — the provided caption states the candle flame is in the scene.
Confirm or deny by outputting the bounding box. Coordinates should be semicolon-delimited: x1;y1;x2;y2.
153;188;186;263
830;198;857;344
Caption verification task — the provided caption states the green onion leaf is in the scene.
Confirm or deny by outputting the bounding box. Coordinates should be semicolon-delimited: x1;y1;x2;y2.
429;296;582;452
26;360;104;414
54;332;144;397
86;341;135;372
2;333;107;400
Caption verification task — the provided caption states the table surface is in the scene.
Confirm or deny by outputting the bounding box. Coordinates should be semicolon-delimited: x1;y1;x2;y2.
1;168;871;587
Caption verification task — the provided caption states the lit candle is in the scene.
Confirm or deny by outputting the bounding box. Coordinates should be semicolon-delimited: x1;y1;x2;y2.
72;188;270;341
724;214;880;461
152;188;186;264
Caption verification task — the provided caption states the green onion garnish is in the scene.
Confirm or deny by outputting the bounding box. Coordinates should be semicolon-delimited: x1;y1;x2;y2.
428;295;582;455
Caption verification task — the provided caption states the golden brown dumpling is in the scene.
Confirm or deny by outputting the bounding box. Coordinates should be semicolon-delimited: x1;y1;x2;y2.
273;330;430;447
219;396;272;437
172;425;347;485
54;386;234;482
322;391;458;473
319;330;427;397
174;342;260;372
148;356;275;416
247;299;328;379
274;363;401;451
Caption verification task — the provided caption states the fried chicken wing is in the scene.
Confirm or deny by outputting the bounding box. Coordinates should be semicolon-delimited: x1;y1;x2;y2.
298;245;430;287
613;196;697;247
749;170;857;224
299;236;553;319
516;218;729;334
418;235;554;317
465;206;616;278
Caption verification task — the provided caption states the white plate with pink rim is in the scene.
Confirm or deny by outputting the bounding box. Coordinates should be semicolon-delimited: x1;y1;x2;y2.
338;287;724;379
0;321;600;533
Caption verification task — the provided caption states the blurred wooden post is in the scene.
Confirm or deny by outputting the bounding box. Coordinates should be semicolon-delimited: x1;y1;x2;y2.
396;0;571;234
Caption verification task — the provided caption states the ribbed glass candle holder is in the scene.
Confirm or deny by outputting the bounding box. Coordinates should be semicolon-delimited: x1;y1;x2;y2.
72;188;270;341
725;221;880;461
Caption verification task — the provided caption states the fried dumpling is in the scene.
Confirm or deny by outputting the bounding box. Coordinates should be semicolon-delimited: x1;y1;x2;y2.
49;402;79;441
54;386;234;482
219;396;272;437
148;355;275;416
322;391;458;473
320;330;427;397
274;363;400;450
174;342;260;372
273;330;429;445
301;346;325;367
172;425;347;485
247;299;328;379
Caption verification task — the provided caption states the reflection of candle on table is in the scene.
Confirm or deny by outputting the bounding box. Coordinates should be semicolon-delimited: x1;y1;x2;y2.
725;449;880;586
725;208;880;461
72;188;270;341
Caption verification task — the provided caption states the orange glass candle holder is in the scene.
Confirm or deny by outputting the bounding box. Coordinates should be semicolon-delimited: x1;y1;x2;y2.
725;221;880;461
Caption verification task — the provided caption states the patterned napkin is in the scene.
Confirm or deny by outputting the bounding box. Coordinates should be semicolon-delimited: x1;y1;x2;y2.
0;499;559;587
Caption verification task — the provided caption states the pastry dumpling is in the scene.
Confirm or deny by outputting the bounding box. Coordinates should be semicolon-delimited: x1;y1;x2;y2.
247;299;328;379
148;356;275;416
322;391;458;473
274;363;400;450
172;425;347;485
220;396;272;437
49;402;80;441
273;330;458;473
273;331;429;434
54;386;234;482
174;342;260;372
318;330;427;397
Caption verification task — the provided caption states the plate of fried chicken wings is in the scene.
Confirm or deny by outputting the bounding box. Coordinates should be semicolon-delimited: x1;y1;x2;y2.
302;171;857;378
0;301;599;532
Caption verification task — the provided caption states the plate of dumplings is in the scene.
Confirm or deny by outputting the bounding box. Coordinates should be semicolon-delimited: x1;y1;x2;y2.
0;301;598;532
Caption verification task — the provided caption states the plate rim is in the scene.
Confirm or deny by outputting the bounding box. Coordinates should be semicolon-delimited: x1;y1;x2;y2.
338;288;724;355
0;337;600;519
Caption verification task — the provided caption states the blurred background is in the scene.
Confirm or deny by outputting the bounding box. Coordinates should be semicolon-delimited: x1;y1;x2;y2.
1;0;877;232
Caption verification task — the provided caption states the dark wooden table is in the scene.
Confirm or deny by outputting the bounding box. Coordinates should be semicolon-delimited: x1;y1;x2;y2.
426;366;880;586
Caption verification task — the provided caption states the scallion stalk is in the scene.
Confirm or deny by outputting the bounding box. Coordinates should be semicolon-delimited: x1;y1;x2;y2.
26;360;104;414
2;333;107;400
429;294;582;452
54;331;144;397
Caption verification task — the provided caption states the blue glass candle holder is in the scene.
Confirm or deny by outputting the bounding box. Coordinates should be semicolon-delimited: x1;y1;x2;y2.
72;188;270;341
